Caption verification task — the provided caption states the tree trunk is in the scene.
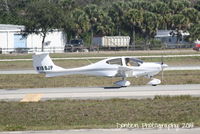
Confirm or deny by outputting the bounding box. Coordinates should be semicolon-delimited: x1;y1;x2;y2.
131;26;133;45
131;26;135;50
144;36;148;50
133;27;135;50
41;32;47;52
91;28;93;46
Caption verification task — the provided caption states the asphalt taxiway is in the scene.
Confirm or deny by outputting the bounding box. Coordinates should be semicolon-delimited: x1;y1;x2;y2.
0;84;200;101
1;128;200;134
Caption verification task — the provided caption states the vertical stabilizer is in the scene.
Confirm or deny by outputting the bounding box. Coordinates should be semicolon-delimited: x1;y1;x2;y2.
32;52;64;73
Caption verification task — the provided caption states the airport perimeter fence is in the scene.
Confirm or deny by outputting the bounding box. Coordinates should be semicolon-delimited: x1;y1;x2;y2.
0;47;65;54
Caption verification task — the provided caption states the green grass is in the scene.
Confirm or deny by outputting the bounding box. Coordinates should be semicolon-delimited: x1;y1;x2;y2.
0;96;200;131
0;70;199;89
0;56;200;70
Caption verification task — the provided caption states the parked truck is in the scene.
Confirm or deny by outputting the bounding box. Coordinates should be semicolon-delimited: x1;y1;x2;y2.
64;36;130;52
193;40;200;51
64;39;85;52
92;36;130;50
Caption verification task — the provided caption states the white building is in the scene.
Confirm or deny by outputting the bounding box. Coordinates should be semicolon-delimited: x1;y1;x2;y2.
155;30;190;48
0;24;66;54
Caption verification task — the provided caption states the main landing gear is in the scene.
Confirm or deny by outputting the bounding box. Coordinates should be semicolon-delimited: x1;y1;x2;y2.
114;77;161;87
114;78;131;87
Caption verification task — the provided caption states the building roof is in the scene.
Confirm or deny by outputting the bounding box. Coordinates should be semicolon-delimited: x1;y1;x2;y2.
0;24;25;32
155;30;190;38
155;30;171;37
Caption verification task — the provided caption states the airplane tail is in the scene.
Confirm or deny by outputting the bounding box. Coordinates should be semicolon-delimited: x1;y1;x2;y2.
32;52;64;74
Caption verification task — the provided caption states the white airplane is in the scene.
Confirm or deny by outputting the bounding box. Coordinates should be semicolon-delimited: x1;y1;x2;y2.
32;53;168;87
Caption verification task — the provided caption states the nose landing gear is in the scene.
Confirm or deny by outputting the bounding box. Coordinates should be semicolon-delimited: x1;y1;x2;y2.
147;78;161;86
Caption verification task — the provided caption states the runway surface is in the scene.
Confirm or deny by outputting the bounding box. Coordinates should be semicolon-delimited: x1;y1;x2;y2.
0;66;200;74
0;84;200;101
0;69;37;74
1;128;200;134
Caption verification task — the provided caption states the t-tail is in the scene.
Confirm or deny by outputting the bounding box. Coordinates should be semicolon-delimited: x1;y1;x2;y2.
32;53;65;74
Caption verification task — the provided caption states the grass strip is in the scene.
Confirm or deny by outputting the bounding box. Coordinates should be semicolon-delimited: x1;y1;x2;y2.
0;96;199;131
0;49;198;59
0;56;200;70
0;70;200;89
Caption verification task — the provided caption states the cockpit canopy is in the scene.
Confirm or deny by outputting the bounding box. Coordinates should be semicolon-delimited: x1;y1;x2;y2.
125;58;143;66
106;57;143;66
106;58;122;65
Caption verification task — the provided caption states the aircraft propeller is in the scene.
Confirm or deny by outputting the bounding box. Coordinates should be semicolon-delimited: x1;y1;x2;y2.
160;55;168;83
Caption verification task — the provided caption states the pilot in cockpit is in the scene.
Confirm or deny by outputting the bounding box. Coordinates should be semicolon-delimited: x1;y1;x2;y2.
125;58;131;66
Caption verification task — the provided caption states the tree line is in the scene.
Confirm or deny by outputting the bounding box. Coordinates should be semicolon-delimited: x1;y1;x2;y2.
0;0;200;50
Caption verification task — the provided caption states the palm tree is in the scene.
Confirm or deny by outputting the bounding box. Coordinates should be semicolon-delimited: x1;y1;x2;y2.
189;24;200;42
141;11;159;50
181;8;200;24
168;0;190;14
70;9;90;38
82;4;115;37
170;14;189;44
108;1;130;35
96;15;114;36
124;9;143;49
84;4;99;44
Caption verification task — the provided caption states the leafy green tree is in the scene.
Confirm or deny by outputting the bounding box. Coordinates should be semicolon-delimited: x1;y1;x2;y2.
169;14;190;44
170;14;190;30
150;1;170;14
84;4;108;44
0;0;27;24
1;0;200;50
59;0;75;11
24;0;65;51
141;11;159;49
194;0;200;11
189;24;200;41
58;0;76;42
70;9;90;38
168;0;190;14
181;8;200;24
149;1;170;29
132;0;153;11
124;9;143;48
96;15;114;36
108;2;130;35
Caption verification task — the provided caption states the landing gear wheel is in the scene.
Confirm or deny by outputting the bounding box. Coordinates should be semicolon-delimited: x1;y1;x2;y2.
147;78;161;86
114;80;131;87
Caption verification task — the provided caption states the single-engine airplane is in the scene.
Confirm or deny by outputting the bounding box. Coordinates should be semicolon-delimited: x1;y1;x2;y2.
32;53;168;87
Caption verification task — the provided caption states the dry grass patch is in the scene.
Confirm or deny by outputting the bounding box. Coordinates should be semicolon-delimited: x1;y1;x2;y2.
0;70;200;89
0;49;197;59
0;96;199;131
0;56;200;70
